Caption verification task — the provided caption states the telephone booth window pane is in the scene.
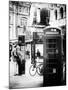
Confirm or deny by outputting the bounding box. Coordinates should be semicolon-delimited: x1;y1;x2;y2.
46;43;56;48
46;39;56;43
48;59;58;63
46;49;55;53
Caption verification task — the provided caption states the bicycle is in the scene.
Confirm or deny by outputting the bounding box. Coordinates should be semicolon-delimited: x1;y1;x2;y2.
29;61;43;76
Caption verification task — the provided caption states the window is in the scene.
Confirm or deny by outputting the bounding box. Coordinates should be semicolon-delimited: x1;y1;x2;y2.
19;7;21;12
40;9;50;25
60;7;63;19
63;5;66;18
55;10;57;20
46;39;56;43
33;11;37;24
46;43;56;48
20;18;27;26
59;5;66;19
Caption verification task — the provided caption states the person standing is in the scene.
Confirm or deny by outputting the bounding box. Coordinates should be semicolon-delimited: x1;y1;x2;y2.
37;49;41;58
12;45;18;75
15;45;22;75
36;49;41;62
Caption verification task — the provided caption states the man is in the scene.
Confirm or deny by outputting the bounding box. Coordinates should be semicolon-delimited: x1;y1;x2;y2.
15;45;22;75
37;49;41;58
36;49;41;62
16;45;25;75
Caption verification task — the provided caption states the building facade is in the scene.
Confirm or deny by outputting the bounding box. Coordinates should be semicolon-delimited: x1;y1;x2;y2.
9;2;66;43
9;1;31;43
49;4;66;35
28;3;66;34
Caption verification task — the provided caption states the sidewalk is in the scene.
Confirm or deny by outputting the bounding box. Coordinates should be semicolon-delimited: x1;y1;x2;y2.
9;74;43;89
9;58;43;89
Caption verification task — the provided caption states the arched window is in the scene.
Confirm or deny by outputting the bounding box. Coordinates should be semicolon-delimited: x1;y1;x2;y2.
60;7;63;19
55;10;57;20
64;5;66;18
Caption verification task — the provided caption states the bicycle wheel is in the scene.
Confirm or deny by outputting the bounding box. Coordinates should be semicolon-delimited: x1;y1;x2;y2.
29;65;36;76
37;64;43;76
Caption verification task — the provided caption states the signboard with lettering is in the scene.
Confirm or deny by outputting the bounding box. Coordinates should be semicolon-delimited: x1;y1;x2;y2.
46;31;59;35
44;28;61;35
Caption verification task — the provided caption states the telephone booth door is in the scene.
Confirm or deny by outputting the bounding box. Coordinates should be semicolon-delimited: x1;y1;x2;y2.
43;28;62;86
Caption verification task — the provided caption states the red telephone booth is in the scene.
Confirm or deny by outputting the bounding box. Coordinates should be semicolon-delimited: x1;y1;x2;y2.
43;26;63;86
